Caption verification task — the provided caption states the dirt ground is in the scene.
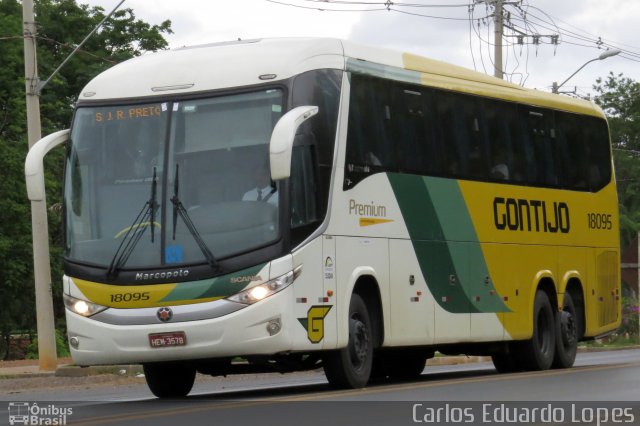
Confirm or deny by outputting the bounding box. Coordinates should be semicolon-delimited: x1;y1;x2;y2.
0;358;146;395
0;358;72;369
0;374;146;395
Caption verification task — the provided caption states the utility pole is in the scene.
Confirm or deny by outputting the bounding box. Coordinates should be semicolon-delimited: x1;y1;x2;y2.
476;0;505;79
22;0;125;372
23;0;57;371
493;0;504;79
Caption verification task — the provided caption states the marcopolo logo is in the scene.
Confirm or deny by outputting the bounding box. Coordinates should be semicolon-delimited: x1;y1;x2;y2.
7;402;73;425
135;268;190;281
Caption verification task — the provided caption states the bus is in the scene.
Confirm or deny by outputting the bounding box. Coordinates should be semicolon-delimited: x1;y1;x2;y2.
38;38;620;397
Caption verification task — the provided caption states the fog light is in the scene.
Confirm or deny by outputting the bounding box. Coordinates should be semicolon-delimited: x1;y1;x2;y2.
266;318;281;336
69;336;79;349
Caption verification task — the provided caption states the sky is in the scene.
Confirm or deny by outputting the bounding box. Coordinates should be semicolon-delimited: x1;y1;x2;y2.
82;0;640;97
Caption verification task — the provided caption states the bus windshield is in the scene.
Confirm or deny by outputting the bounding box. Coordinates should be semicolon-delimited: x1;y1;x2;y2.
65;89;284;269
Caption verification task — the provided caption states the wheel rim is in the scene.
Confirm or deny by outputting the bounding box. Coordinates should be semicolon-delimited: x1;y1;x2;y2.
560;310;577;348
349;314;370;371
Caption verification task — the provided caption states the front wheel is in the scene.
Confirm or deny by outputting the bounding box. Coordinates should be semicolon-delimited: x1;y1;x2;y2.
323;294;373;388
143;362;196;398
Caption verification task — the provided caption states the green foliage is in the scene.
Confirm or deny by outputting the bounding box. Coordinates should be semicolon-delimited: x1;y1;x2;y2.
618;296;639;338
25;329;70;359
593;73;640;248
0;0;171;359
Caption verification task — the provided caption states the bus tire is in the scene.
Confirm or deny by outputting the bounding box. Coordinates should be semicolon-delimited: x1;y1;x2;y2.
552;292;578;369
143;363;196;398
323;293;373;388
520;290;556;371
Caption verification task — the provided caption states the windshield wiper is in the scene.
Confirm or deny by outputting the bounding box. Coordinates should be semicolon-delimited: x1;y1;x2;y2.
171;164;220;271
106;168;158;279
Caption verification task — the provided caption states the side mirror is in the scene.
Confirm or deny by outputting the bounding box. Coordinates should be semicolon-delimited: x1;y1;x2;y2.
25;129;70;201
269;106;318;180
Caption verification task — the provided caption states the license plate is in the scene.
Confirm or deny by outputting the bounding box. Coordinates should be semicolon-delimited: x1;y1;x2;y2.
149;332;187;348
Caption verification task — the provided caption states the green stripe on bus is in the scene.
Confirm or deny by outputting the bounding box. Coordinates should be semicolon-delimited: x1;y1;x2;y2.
424;176;509;313
388;173;475;313
388;173;509;313
161;263;267;302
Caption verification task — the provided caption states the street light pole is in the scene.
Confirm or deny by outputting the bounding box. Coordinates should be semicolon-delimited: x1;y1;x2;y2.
552;49;621;94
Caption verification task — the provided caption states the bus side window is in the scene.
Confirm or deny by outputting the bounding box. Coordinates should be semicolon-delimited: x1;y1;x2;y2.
345;75;396;188
523;108;558;187
484;99;515;181
585;117;612;191
434;92;461;177
393;86;438;176
435;91;488;180
556;112;588;190
290;140;319;228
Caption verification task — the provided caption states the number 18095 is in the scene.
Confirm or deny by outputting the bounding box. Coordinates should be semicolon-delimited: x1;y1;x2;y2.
587;213;612;230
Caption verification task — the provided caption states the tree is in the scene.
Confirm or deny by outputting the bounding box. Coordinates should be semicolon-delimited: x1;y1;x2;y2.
0;0;172;359
593;73;640;249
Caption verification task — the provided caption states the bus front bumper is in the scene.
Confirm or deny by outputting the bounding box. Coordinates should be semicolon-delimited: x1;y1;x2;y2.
65;285;295;366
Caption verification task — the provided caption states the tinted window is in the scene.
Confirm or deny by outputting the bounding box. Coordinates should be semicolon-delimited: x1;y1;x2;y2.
290;69;342;244
344;73;612;192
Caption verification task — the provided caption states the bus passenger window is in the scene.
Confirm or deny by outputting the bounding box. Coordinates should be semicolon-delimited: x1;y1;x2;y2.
345;75;396;188
394;87;438;176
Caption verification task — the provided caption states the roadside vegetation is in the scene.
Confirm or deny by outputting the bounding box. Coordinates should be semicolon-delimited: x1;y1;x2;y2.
0;0;171;360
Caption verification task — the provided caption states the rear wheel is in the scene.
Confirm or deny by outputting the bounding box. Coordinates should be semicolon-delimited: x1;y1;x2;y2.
143;362;196;398
324;294;373;388
552;292;578;369
519;290;556;371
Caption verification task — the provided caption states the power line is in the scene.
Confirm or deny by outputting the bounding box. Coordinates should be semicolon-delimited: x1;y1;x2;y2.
302;0;471;6
268;0;484;19
267;0;639;84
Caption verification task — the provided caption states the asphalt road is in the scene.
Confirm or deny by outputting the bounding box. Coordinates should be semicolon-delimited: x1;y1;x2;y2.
1;349;639;426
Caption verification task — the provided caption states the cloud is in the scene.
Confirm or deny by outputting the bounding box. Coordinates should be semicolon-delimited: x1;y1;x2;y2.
79;0;640;93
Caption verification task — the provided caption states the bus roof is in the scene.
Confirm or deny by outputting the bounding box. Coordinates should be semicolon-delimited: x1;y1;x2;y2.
79;37;603;118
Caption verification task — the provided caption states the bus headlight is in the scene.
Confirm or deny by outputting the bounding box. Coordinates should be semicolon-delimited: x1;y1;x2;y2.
63;294;108;317
227;266;302;305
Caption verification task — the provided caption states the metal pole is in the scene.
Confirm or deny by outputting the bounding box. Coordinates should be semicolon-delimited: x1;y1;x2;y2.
553;59;597;94
37;0;126;94
23;0;57;371
493;0;504;79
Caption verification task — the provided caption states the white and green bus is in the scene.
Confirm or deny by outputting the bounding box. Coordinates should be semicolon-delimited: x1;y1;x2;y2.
37;38;620;397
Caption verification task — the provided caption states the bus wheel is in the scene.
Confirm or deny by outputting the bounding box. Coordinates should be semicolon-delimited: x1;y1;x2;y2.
552;292;578;369
323;294;373;388
521;290;556;371
143;363;196;398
